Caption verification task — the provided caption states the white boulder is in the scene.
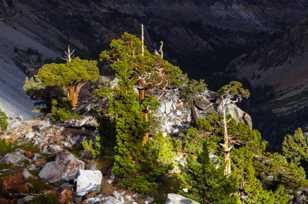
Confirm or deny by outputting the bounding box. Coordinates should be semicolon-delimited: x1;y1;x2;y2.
76;169;103;196
165;194;199;204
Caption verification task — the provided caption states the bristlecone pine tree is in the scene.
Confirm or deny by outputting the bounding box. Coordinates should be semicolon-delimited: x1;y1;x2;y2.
31;57;99;110
218;81;250;176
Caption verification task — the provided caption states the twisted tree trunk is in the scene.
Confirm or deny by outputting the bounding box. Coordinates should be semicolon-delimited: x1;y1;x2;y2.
66;82;86;110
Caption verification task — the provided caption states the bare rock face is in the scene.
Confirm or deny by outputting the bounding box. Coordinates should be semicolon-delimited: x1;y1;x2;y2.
156;90;191;134
39;151;85;183
156;88;251;134
220;103;252;129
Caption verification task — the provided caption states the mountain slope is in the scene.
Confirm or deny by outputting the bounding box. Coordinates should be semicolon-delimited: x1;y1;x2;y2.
0;0;308;118
229;17;308;147
0;22;58;118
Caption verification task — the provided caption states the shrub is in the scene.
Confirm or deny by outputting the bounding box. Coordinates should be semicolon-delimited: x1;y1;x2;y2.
0;139;14;156
50;99;80;122
82;136;102;159
0;109;8;131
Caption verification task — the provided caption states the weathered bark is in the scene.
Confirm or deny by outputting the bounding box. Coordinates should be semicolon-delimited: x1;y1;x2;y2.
222;103;232;176
138;79;145;103
141;24;144;57
159;41;164;59
66;82;86;110
137;78;149;144
142;109;149;144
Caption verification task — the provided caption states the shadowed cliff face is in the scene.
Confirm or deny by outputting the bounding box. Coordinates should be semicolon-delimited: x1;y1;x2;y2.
2;0;308;76
229;17;308;149
0;0;308;122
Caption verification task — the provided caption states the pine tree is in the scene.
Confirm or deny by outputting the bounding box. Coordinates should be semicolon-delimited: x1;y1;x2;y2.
25;57;99;110
182;142;238;204
282;128;308;164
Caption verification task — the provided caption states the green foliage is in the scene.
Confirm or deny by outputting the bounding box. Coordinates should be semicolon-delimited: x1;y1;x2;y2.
0;139;14;156
232;147;275;204
177;111;297;203
115;134;174;194
180;79;207;105
254;153;307;191
273;185;291;204
228;121;267;154
37;57;99;87
182;142;239;204
147;133;175;167
23;76;45;94
218;81;250;99
181;112;265;155
97;33;183;194
50;99;80;122
99;32;184;89
0;109;8;131
179;126;219;156
282;128;308;164
141;96;160;113
82;136;102;159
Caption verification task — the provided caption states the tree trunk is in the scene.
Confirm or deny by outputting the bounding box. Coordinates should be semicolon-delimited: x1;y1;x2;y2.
66;82;86;110
142;109;149;144
223;103;232;176
137;79;149;145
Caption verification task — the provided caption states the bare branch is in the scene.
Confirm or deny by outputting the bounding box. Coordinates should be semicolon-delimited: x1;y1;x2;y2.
141;24;144;57
64;45;75;63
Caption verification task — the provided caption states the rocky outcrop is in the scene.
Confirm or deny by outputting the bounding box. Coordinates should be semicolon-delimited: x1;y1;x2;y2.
156;88;251;134
222;103;252;128
0;119;97;154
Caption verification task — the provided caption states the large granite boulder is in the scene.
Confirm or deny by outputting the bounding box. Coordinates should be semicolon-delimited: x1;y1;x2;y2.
39;151;85;183
76;169;103;196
